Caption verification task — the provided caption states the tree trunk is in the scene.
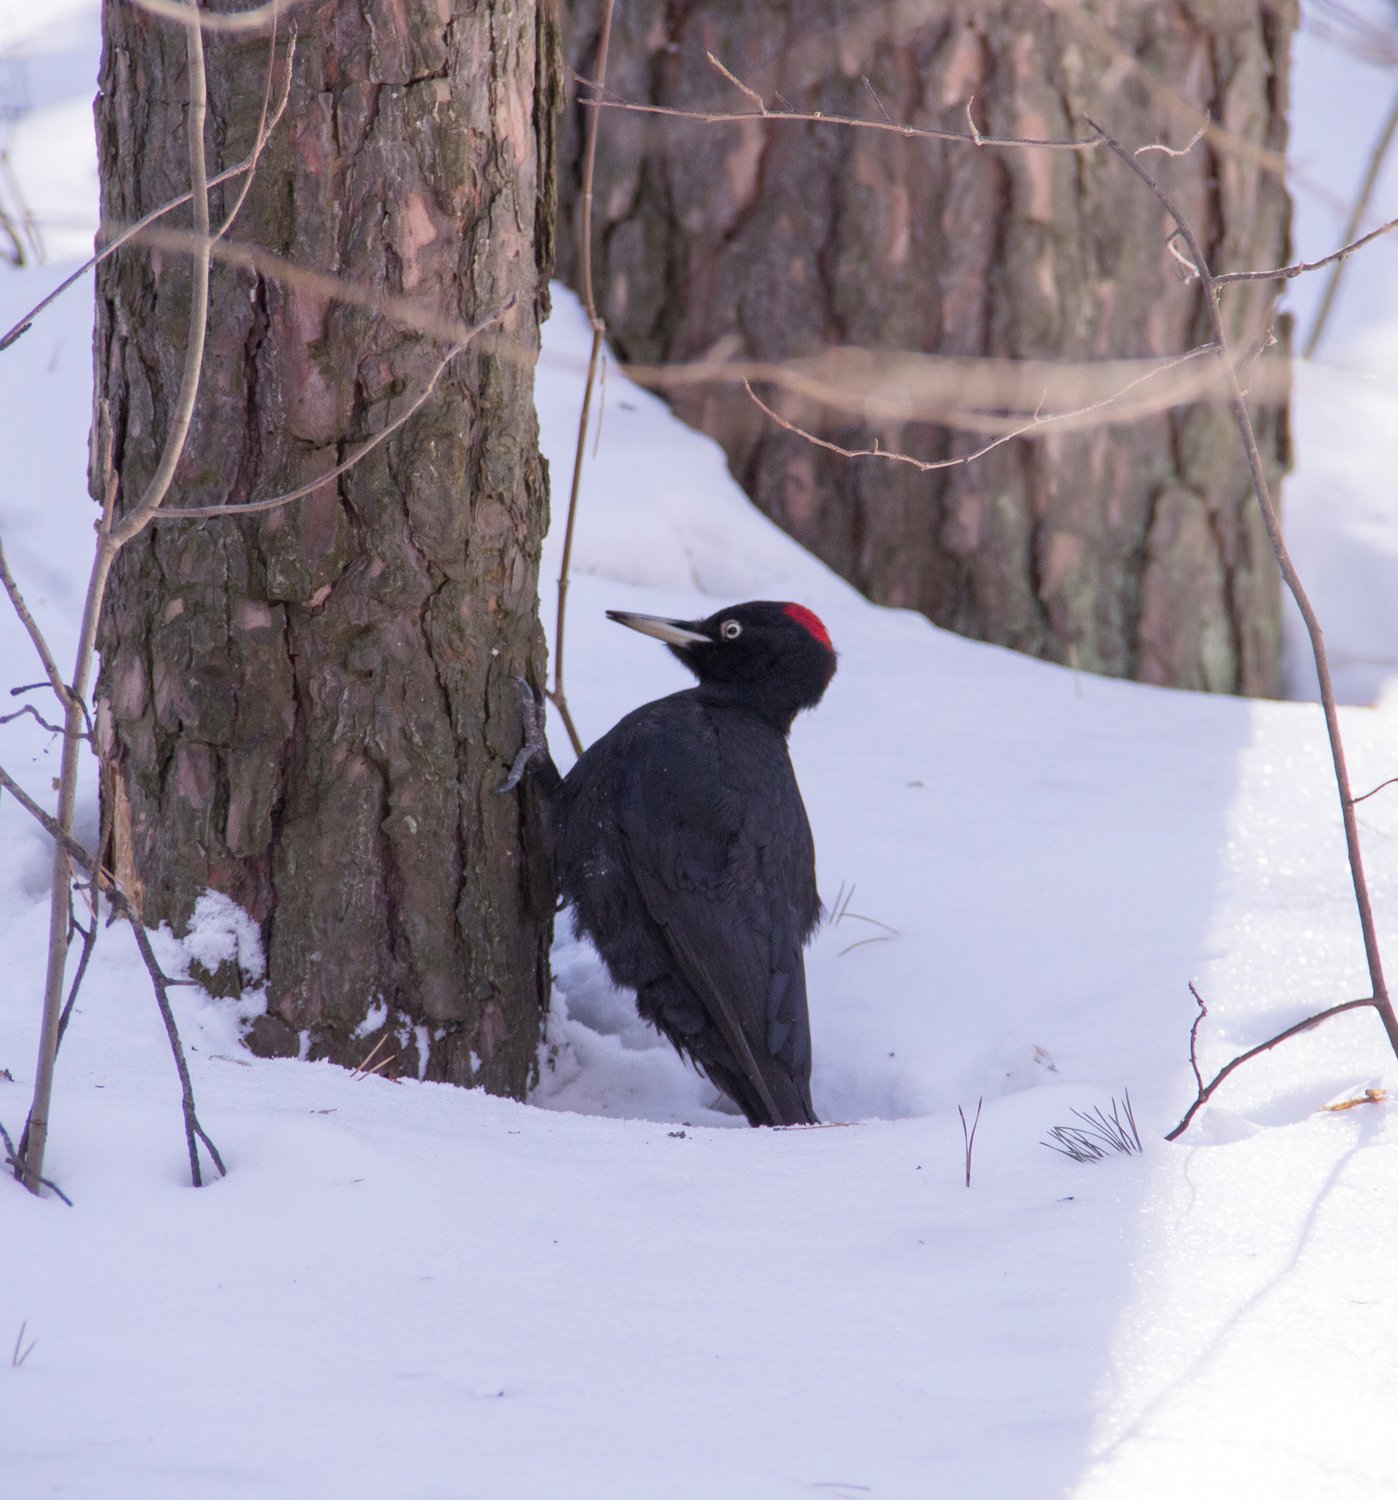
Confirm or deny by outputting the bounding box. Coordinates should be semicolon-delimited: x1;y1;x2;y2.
92;1;560;1090
558;0;1294;694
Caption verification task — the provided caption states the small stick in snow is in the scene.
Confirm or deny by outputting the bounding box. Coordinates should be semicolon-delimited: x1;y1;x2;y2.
1165;997;1377;1141
959;1097;983;1187
11;1321;38;1368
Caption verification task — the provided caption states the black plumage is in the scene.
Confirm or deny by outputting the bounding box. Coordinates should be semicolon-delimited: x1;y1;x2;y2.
509;600;837;1125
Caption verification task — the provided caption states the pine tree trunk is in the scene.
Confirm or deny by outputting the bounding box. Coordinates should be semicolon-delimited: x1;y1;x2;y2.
558;1;1294;694
92;1;560;1090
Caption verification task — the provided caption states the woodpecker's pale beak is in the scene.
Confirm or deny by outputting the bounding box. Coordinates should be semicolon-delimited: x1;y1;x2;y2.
606;610;710;647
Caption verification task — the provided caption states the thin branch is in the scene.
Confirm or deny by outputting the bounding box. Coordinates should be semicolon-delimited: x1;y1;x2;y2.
1186;981;1208;1094
351;1035;401;1082
0;538;75;715
110;17;214;550
0;1119;71;1206
1305;82;1398;356
1135;121;1207;159
1216;214;1398;287
10;1322;39;1368
0;761;225;1185
213;27;293;240
150;315;508;520
127;919;226;1184
964;96;983;147
1091;118;1398;1071
55;914;99;1053
958;1097;983;1188
861;75;894;127
551;0;616;761
0;766;105;876
583;94;1101;153
0;54;294;355
628;344;1280;430
706;50;769;114
836;934;896;957
1350;776;1398;806
16;910;101;1167
0;704;72;737
1165;998;1377;1141
741;342;1220;472
351;1035;392;1079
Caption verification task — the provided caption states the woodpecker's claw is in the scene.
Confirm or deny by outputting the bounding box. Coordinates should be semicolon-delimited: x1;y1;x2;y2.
495;676;548;793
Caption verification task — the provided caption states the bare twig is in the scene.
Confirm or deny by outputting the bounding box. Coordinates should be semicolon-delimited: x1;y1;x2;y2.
835;934;897;957
958;1097;983;1188
1186;981;1208;1093
149;317;509;521
10;1322;37;1369
1304;82;1398;356
54;914;99;1054
0;762;225;1186
861;76;894;127
1350;776;1398;806
351;1035;391;1079
707;50;767;114
0;538;74;716
583;93;1100;153
827;881;856;927
213;25;290;239
630;344;1279;430
964;96;983;147
0;51;294;355
1165;999;1376;1141
1319;1087;1387;1112
350;1034;405;1083
353;1041;401;1082
1135;121;1207;159
0;704;71;738
740;342;1220;472
550;0;617;761
0;1118;72;1206
836;912;897;936
0;766;105;874
1215;214;1398;287
128;919;226;1184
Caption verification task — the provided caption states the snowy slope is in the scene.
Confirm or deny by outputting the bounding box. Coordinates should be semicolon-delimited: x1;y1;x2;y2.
5;5;1398;1498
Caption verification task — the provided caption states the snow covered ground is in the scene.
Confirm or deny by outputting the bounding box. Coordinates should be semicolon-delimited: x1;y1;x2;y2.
4;5;1398;1498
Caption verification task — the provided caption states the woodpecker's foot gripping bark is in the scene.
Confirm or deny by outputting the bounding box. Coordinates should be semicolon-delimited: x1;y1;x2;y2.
495;676;549;794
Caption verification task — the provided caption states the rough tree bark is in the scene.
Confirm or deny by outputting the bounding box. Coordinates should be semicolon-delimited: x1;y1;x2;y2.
92;1;560;1090
558;0;1294;694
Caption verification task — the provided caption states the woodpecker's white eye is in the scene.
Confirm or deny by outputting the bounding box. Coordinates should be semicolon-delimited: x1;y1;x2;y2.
720;619;743;640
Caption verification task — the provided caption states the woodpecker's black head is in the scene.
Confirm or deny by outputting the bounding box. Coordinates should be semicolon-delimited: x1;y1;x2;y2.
606;600;837;729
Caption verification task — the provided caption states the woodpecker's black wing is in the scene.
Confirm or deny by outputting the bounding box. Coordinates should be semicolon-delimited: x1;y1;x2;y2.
611;696;819;1125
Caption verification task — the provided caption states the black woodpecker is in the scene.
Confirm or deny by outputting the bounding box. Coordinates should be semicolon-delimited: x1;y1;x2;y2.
503;601;837;1125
